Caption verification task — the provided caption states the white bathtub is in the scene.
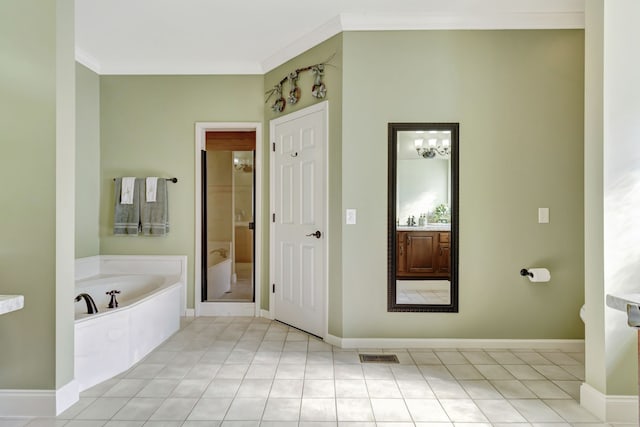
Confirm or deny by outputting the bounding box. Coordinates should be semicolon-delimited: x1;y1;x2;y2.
74;255;186;391
207;241;232;299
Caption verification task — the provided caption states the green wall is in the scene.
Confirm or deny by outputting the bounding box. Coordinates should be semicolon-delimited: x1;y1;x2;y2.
264;34;343;333
99;75;264;308
341;30;585;339
0;0;75;391
75;63;100;258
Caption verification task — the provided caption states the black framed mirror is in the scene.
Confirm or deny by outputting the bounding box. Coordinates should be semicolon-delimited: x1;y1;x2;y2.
388;123;459;312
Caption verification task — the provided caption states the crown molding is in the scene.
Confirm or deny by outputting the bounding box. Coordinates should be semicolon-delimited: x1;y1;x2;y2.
260;11;584;73
261;15;343;73
75;48;102;74
77;9;585;75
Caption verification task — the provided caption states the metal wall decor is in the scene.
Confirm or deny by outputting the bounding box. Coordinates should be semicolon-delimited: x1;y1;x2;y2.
265;53;334;114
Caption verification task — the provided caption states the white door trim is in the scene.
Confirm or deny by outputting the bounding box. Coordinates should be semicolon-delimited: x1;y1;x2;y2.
194;122;263;317
269;101;329;338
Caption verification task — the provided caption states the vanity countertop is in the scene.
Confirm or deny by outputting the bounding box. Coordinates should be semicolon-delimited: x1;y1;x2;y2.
0;295;24;315
606;292;640;312
397;224;451;232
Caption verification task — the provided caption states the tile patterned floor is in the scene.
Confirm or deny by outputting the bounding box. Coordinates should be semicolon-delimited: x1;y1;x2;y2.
0;316;634;426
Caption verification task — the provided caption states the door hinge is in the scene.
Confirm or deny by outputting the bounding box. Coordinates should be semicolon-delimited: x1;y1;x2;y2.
272;142;275;152
272;213;275;222
272;284;275;293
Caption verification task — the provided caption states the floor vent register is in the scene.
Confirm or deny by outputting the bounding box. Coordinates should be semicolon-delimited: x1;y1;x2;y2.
358;354;400;363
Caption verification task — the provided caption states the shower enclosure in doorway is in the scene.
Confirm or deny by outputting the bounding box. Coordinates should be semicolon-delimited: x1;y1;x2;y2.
202;131;255;302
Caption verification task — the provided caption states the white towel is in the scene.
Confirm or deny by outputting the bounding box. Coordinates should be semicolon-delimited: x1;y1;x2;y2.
120;177;136;205
146;177;158;202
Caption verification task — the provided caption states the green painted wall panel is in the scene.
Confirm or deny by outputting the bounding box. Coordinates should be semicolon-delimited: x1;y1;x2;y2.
341;30;585;339
0;0;59;389
99;75;264;308
264;34;343;334
75;63;100;258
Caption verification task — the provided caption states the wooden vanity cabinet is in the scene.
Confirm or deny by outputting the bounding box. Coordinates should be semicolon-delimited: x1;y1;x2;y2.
396;230;450;279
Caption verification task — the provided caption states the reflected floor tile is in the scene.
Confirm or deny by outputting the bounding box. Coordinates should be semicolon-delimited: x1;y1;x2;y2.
458;380;503;400
490;380;537;399
203;379;241;397
75;397;129;420
369;399;412;422
300;398;337;421
335;379;369;398
112;398;164;421
427;378;469;399
170;378;210;397
439;399;488;423
474;399;526;423
366;380;402;398
404;399;449;422
461;351;498;365
137;379;179;398
446;364;484;380
508;399;564;422
269;379;303;398
261;398;301;421
503;364;546;380
185;398;232;421
396;380;435;399
543;399;602;422
521;380;571;399
304;379;336;398
224;398;267;421
149;398;198;421
475;365;515;380
236;379;273;398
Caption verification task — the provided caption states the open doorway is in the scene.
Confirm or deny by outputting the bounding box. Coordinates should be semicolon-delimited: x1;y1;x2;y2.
203;131;255;302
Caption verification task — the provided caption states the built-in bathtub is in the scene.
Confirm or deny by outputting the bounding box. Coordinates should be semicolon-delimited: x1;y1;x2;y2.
207;241;232;299
74;255;187;391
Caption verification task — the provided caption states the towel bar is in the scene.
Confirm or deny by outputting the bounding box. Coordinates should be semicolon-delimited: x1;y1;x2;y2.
113;177;178;183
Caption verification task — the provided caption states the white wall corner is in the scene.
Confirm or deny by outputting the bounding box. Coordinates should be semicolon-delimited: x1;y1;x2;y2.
580;382;639;423
184;308;196;317
260;309;273;319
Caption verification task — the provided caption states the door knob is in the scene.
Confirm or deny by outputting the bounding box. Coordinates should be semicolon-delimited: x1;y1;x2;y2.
306;230;322;239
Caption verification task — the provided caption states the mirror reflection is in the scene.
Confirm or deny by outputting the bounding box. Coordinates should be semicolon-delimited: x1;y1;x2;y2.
388;123;458;312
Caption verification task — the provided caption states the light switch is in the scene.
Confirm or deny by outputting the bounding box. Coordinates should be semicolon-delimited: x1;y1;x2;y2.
538;208;549;224
346;209;357;225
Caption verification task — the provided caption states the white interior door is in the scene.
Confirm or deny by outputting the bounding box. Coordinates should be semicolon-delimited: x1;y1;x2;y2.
271;102;327;337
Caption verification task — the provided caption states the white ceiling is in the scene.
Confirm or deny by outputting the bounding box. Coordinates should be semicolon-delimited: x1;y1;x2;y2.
75;0;584;75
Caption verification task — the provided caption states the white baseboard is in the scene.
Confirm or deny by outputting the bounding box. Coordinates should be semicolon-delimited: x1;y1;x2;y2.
184;308;195;317
0;380;79;417
197;302;256;316
260;309;273;319
56;380;79;415
580;383;639;423
324;335;585;352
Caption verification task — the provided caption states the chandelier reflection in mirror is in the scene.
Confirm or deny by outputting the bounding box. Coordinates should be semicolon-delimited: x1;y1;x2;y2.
414;131;451;158
233;157;253;173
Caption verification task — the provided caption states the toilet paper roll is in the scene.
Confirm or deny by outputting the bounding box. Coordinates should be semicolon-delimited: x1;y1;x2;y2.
527;268;551;282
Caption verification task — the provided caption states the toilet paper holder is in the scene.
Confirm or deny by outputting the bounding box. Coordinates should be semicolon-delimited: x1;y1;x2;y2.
520;267;551;282
520;269;534;278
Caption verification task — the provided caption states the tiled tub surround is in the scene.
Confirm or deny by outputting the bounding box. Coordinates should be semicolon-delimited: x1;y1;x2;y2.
74;256;187;391
3;316;620;426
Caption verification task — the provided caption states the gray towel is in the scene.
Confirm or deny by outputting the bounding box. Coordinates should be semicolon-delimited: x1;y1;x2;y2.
113;178;141;235
141;178;170;236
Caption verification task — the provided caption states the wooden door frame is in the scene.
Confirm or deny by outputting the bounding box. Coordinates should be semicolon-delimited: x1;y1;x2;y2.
194;122;263;317
269;101;329;338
